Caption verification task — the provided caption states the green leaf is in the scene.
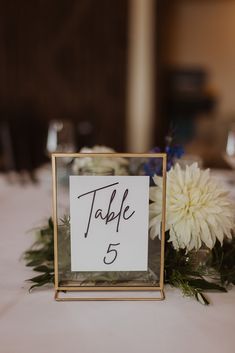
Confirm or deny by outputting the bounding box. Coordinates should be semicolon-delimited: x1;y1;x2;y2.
27;273;53;283
187;279;227;292
26;259;44;267
33;265;53;273
29;280;53;292
48;217;54;230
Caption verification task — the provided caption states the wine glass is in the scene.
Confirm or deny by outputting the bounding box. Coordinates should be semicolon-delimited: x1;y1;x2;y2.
46;120;76;155
46;120;76;184
224;123;235;169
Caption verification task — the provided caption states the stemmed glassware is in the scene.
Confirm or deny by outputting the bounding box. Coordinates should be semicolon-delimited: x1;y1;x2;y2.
46;120;76;184
224;123;235;169
46;120;76;155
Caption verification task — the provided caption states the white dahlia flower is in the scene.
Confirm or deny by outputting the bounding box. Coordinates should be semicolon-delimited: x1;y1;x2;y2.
149;163;234;251
72;145;128;175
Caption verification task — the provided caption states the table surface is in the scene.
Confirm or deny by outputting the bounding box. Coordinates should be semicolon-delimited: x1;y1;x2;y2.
0;167;235;353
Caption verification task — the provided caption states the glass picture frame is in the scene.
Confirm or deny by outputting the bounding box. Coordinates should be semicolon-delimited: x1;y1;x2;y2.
52;153;167;301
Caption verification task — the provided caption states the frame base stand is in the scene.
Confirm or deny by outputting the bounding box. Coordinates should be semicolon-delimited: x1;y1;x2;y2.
54;289;165;302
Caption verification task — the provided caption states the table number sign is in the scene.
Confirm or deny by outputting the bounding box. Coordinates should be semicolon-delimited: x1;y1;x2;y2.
52;153;167;301
70;176;149;272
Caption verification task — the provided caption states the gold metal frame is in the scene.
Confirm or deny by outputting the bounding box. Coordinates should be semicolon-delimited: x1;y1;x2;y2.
52;153;167;301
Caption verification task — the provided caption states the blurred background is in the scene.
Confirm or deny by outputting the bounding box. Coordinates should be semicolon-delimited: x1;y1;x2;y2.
1;0;235;174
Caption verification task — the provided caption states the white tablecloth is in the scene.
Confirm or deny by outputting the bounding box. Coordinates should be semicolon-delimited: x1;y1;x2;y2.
0;168;235;353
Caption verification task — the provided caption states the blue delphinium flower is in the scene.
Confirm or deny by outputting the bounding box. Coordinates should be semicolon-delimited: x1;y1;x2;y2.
165;144;184;170
144;134;184;177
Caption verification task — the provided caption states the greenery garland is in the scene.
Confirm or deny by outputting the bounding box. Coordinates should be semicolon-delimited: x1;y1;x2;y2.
24;218;54;291
24;218;235;304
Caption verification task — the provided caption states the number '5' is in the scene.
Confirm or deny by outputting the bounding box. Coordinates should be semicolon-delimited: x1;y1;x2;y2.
103;243;120;265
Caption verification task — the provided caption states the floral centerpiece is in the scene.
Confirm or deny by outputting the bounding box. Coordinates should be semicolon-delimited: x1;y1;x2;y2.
149;162;235;304
24;144;235;304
